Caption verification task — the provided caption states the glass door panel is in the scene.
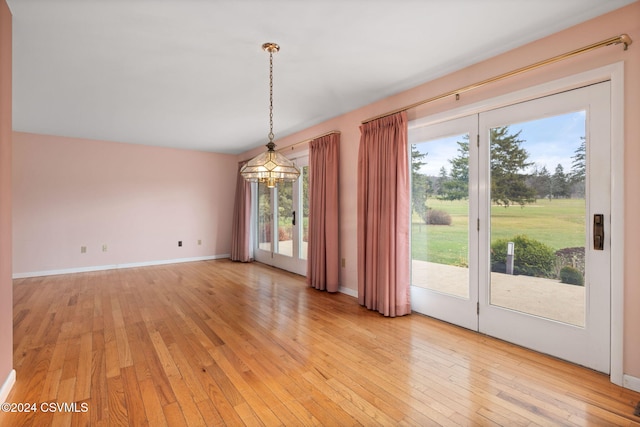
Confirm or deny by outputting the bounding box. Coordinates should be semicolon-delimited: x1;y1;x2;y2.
257;182;272;252
409;114;478;331
488;113;587;327
276;181;294;257
411;134;470;299
300;165;309;260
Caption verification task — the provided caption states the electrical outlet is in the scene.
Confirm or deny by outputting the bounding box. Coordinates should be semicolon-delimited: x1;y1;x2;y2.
178;241;182;247
102;244;107;252
198;239;202;245
341;258;345;268
80;246;87;254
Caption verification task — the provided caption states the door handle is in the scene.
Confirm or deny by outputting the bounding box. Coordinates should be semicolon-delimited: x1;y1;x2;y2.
292;211;296;226
593;214;604;250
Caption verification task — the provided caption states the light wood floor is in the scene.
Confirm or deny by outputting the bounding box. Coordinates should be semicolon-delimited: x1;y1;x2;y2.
2;259;639;426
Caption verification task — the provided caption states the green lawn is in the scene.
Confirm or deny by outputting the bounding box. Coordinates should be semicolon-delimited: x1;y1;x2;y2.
412;198;585;265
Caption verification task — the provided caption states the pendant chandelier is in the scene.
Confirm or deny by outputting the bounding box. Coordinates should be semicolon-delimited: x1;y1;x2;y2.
240;43;300;188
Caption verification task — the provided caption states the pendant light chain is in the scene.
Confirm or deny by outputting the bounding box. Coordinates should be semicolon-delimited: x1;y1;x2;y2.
239;42;300;187
268;50;274;143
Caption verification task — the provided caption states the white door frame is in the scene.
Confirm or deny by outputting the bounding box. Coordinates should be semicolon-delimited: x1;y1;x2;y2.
408;62;625;386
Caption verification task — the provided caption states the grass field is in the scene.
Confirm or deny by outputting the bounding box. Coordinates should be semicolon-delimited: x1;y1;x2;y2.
412;198;586;265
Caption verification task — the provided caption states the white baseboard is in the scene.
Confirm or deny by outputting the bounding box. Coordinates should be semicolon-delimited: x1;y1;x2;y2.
339;286;358;298
623;374;640;393
0;369;15;404
12;254;230;279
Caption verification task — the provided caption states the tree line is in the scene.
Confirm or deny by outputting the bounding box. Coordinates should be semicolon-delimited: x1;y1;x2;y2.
412;126;585;218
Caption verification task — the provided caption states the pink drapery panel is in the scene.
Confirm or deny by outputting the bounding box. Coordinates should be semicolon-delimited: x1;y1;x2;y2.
231;162;252;262
307;133;340;292
357;112;411;317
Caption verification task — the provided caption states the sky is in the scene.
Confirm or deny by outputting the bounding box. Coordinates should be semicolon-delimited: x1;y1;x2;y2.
411;110;586;177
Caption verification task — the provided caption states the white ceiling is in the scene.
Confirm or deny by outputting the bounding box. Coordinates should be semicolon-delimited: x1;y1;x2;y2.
8;0;636;154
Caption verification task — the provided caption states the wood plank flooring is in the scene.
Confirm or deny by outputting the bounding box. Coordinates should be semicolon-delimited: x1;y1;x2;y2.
2;259;639;426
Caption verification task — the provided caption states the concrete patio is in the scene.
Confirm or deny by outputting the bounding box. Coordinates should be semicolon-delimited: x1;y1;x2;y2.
412;260;585;327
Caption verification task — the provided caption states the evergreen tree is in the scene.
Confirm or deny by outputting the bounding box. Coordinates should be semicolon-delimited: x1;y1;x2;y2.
570;137;586;198
527;164;552;199
439;137;469;201
411;144;427;172
551;163;571;199
411;145;429;222
435;166;448;198
538;165;552;199
426;175;437;196
570;137;586;183
490;126;536;207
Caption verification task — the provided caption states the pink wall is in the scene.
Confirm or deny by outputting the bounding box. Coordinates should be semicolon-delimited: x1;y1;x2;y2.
240;3;640;378
12;133;238;274
0;0;12;398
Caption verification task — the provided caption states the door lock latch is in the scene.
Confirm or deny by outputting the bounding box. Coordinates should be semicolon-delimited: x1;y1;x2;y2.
593;214;604;250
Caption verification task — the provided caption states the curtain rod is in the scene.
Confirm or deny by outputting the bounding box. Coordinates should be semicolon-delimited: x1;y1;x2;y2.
276;130;341;152
362;33;633;124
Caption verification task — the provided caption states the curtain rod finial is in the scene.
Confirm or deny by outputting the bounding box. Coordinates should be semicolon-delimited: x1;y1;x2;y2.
620;34;632;50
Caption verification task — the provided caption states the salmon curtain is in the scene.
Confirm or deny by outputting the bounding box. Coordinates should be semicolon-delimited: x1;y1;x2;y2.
231;162;252;262
307;133;340;292
357;112;411;317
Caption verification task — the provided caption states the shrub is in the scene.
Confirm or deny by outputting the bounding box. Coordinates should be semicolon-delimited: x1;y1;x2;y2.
424;208;452;226
491;235;556;277
559;266;584;286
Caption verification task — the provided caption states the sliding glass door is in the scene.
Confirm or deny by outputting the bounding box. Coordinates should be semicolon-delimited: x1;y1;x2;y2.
254;156;308;276
410;82;611;373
